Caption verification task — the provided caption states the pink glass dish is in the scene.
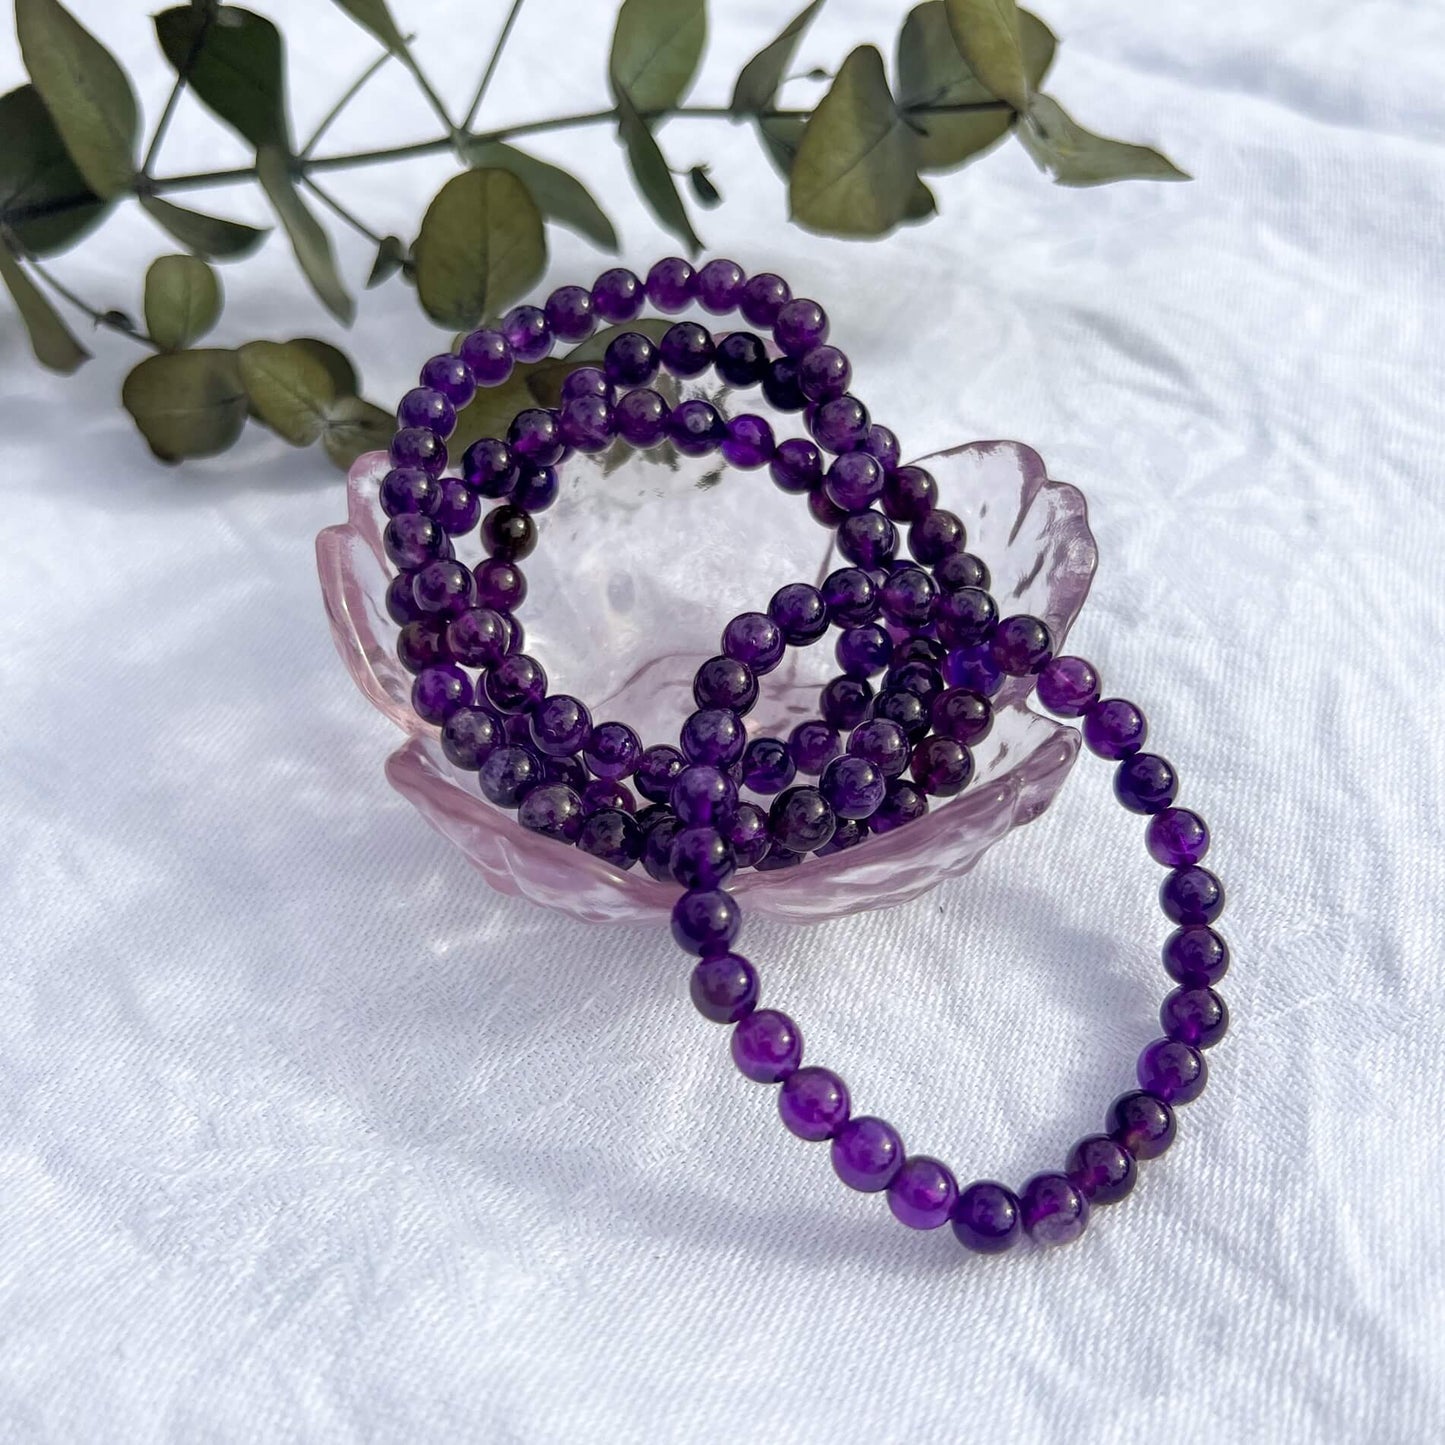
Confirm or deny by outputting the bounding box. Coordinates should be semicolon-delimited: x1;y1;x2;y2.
316;439;1096;924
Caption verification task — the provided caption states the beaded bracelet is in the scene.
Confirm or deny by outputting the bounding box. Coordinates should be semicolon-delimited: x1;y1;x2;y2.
375;257;1228;1252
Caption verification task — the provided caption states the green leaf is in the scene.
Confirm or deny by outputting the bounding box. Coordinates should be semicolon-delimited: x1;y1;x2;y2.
790;46;918;238
237;338;337;445
903;177;937;222
687;165;721;208
144;253;222;350
326;0;406;53
0;85;110;256
323;395;394;470
366;234;407;288
412;168;546;331
942;0;1029;111
0;244;89;372
524;319;673;407
16;0;138;198
289;337;358;396
256;144;354;324
449;363;544;452
730;0;825;116
464;141;618;253
614;89;701;256
138;194;269;260
897;3;1053;173
121;349;248;461
609;0;706;112
756;114;805;179
1020;94;1189;186
155;6;289;150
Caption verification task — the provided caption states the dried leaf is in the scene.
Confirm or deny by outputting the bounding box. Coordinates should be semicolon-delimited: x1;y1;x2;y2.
614;89;701;256
323;395;394;470
609;0;706;112
942;0;1029;111
1020;94;1189;186
687;166;721;208
730;0;825;116
326;0;406;54
139;194;269;260
289;337;358;397
464;141;618;253
366;234;407;288
0;243;89;372
144;253;222;350
256;144;354;324
0;84;110;256
237;338;338;445
122;349;248;461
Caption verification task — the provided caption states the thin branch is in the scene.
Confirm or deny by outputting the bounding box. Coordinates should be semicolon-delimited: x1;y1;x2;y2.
462;0;526;132
301;176;385;246
302;50;395;160
27;259;159;350
141;7;214;176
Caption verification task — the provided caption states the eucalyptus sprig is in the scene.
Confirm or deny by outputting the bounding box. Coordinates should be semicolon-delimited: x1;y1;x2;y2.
0;0;1186;471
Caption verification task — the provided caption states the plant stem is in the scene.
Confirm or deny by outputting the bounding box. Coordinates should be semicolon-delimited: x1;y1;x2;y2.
301;50;395;160
301;176;385;247
141;7;214;176
462;0;526;132
28;260;159;351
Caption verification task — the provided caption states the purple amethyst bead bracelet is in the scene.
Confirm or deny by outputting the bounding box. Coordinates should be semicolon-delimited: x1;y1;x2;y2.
379;259;1229;1253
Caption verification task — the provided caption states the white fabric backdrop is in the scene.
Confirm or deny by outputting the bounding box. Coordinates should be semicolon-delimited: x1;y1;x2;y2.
3;2;1443;1440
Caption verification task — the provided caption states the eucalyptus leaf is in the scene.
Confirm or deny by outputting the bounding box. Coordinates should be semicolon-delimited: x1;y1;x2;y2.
290;337;358;397
16;0;138;198
1020;94;1189;186
144;253;222;350
465;141;618;252
0;244;89;372
729;0;825;116
323;395;394;470
614;90;701;256
327;0;406;53
256;145;354;324
609;0;706;112
790;46;918;238
412;168;546;331
903;177;937;222
139;194;269;260
0;85;110;256
687;166;721;208
366;235;407;288
155;6;289;150
756;114;805;179
121;349;248;461
942;0;1030;111
237;338;337;445
450;363;546;452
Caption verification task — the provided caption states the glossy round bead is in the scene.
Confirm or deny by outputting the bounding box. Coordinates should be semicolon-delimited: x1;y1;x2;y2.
592;266;643;322
671;887;741;956
936;587;996;647
741;737;796;795
731;1008;802;1083
395;620;447;674
483;653;547;714
726;803;771;868
788;721;840;777
836;624;893;679
614;387;670;447
831;1116;903;1192
380;466;440;517
445;606;508;668
836;512;897;568
869;780;929;833
583;720;642;780
930;688;992;746
475;558;526;612
873;689;931;742
739;271;790;327
1162;926;1230;986
420;353;476;408
1037;655;1101;717
1106;1090;1176;1160
671;764;739;829
1161;986;1229;1049
1138;1037;1208;1104
481;505;536;562
604;330;659;387
434;479;481;536
1115;753;1178;814
645;256;695;312
507;408;563;466
1158;867;1223;928
863;424;901;473
769;583;829;645
821;566;877;625
459;327;513;385
991;615;1053;675
462;437;518;498
384;513;446;569
695;257;745;312
640;813;684;881
887;1156;959;1230
934;552;990;591
1147;808;1211;867
848;718;911;778
478;744;543;807
817;816;868;856
413;558;474;615
769;436;822;493
886;659;944;704
819;755;886;820
909;508;966;566
544;283;596;341
440;706;502;770
820;675;873;730
385;574;425;628
635;744;686;803
942;643;1002;697
577;808;642;869
660;321;715;377
513;464;559;512
824;452;885;512
1083;698;1147;759
680;708;746;768
1065;1135;1137;1206
909;737;974;797
411;665;470;724
397;388;455;441
693;656;758;713
715;331;768;387
798;344;851;403
670;826;736;890
774;298;829;356
581;779;633;815
690;952;758;1023
501;303;551;362
811;395;871;454
881;465;937;523
951;1181;1021;1253
557;395;614;453
668;399;726;455
769;786;836;853
879;567;936;628
723;612;785;674
559;366;609;403
762;356;807;411
721;414;775;468
543;755;587;792
518;782;583;842
529;694;592;757
778;1066;851;1141
1019;1173;1090;1246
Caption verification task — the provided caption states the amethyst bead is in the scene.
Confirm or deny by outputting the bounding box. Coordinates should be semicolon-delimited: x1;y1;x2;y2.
445;607;508;668
1161;986;1229;1050
991;615;1053;676
459;328;513;386
873;689;931;743
390;427;446;476
762;356;807;411
831;1116;904;1192
1019;1173;1090;1246
778;1066;851;1142
578;808;642;869
396;620;447;674
1106;1090;1177;1160
694;656;759;713
462;437;518;498
769;436;823;493
723;612;785;674
668;399;726;456
836;624;893;679
397;386;456;437
475;558;526;612
715;331;768;388
635;744;686;803
670;826;736;890
385;573;424;627
811;395;871;454
942;643;1003;697
671;888;741;956
822;567;878;625
645;256;695;312
741;737;796;795
935;552;990;591
726;803;772;868
863;424;901;473
413;559;475;614
681;708;746;768
507;408;564;466
671;763;738;826
592;266;643;322
1159;865;1223;925
817;816;867;855
887;1156;959;1230
420;353;476;408
930;688;992;746
581;779;634;815
951;1181;1021;1253
739;271;790;327
774;298;829;356
560;366;610;404
880;567;938;628
411;664;471;724
769;583;829;645
529;694;592;757
584;720;642;780
798;345;851;402
909;737;974;797
1065;1135;1137;1206
501;304;551;362
836;512;897;568
440;706;502;770
848;718;911;778
614;388;670;447
518;783;584;842
732;1008;802;1083
1137;1038;1208;1104
384;513;447;569
483;653;548;714
604;330;659;387
557;396;614;453
434;479;481;536
870;780;929;833
909;509;966;566
825;452;885;512
1083;698;1148;758
690;953;758;1023
1115;753;1178;814
1162;926;1230;987
481;505;536;562
881;466;938;523
820;676;873;730
721;414;775;469
788;720;840;776
1147;808;1211;867
769;786;836;853
380;467;440;517
544;283;596;342
1037;656;1101;718
659;321;715;377
478;744;543;807
696;258;746;313
817;753;887;821
513;464;559;512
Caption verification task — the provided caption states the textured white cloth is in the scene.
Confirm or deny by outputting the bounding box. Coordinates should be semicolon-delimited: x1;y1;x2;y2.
3;2;1444;1440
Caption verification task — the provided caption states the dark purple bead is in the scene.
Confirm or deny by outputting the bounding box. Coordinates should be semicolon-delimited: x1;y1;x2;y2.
384;513;447;569
942;643;1003;697
769;786;836;852
722;612;784;674
483;653;547;714
380;466;440;517
1161;986;1229;1049
739;271;790;327
530;694;592;757
413;559;475;615
894;636;945;665
645;256;694;312
501;304;551;363
690;952;758;1023
991;614;1053;675
581;779;633;815
696;257;746;313
778;1066;851;1142
726;802;771;868
671;763;738;826
680;708;746;768
880;566;937;627
434;479;481;536
881;465;937;523
820;755;886;819
1107;1090;1176;1159
863;424;901;473
592;266;643;323
909;737;974;797
762;356;807;411
584;720;641;780
604;330;659;387
831;1116;903;1192
835;624;892;679
769;583;828;645
560;366;610;404
836;512;897;568
732;1008;801;1083
822;567;878;625
671;887;741;956
769;436;823;493
1065;1135;1137;1206
825;452;885;512
721;414;775;469
1138;1038;1208;1104
614;387;670;447
951;1181;1021;1253
741;737;796;795
481;505;536;562
798;344;851;403
934;551;990;591
668;399;726;456
1115;753;1178;814
478;744;542;806
420;353;476;408
774;298;828;356
474;558;526;612
1037;656;1101;718
577;808;642;869
659;321;715;377
888;1157;958;1230
385;572;424;627
787;721;840;777
459;328;513;386
884;658;944;704
817;816;867;855
693;656;758;713
870;779;929;833
507;408;563;466
411;664;471;724
513;463;559;512
1162;926;1230;987
909;509;966;566
820;675;873;730
1019;1173;1090;1246
754;847;803;872
544;284;596;342
543;755;588;792
636;744;686;803
930;688;992;746
641;813;684;881
811;395;870;454
397;385;457;437
518;782;583;842
461;437;518;498
873;689;931;743
848;718;911;778
670;826;736;889
1160;865;1224;925
440;706;502;770
1147;808;1211;867
557;395;614;453
1083;698;1147;759
715;331;768;387
396;619;447;674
